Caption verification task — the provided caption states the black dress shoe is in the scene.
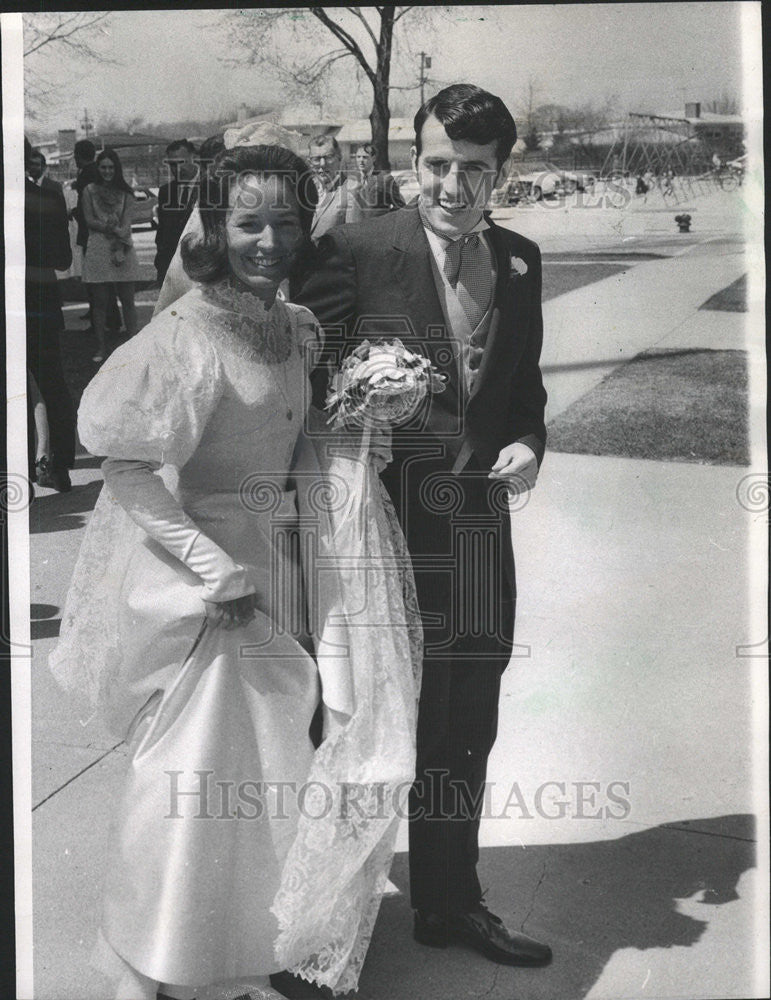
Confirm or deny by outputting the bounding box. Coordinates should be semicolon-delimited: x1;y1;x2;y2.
34;459;72;493
34;457;57;489
414;904;552;966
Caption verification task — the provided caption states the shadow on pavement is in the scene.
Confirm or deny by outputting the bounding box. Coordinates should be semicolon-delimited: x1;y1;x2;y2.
73;453;104;470
360;814;755;1000
31;603;61;640
29;479;102;535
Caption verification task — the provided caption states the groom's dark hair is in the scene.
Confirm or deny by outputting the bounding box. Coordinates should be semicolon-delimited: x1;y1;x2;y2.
414;84;517;168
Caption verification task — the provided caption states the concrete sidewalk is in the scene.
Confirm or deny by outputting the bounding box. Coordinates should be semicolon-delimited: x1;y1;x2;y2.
494;185;757;254
26;218;766;999
540;234;747;421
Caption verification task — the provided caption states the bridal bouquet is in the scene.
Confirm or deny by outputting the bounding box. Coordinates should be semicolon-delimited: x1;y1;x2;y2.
325;338;445;430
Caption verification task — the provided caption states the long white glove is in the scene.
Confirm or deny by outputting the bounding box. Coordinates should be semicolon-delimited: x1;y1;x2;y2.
101;458;255;603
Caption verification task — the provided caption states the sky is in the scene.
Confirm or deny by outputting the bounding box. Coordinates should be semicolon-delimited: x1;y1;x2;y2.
18;3;750;137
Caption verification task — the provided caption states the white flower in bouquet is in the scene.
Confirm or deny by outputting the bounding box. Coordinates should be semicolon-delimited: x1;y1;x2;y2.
326;339;446;429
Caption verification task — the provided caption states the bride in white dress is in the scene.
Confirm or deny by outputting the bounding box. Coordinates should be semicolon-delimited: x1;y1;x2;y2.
51;139;420;1000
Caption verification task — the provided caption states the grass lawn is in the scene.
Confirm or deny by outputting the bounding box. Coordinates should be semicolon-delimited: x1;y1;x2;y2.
699;274;747;312
542;263;627;302
546;348;749;466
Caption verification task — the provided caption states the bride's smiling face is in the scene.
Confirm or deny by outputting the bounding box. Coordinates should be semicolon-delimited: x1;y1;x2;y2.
226;173;304;303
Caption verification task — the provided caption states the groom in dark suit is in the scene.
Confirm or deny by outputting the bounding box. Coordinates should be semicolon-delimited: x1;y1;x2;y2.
298;84;551;967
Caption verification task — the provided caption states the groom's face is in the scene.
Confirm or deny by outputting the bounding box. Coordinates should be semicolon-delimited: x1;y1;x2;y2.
412;114;505;238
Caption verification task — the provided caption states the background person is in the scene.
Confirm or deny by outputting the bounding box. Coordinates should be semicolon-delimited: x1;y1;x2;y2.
350;141;405;219
307;133;358;240
25;137;76;493
154;138;199;284
26;148;58;193
81;147;142;363
73;140;122;335
27;147;80;282
194;132;226;178
27;369;53;495
70;139;121;334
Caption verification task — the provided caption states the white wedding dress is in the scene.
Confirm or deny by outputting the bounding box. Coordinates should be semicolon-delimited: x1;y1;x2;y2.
50;282;421;995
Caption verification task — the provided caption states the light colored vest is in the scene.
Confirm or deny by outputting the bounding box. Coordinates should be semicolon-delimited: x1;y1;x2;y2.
427;236;497;470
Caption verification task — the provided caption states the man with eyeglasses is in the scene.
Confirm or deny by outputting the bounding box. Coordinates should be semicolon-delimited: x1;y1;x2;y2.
307;134;358;240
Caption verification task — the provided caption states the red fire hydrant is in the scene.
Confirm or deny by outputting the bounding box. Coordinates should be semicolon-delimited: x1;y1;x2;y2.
675;213;692;233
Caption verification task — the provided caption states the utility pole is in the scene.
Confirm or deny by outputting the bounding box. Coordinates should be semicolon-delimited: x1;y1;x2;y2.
80;109;93;139
419;52;431;106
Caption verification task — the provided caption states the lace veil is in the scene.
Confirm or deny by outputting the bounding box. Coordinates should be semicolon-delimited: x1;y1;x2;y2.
272;411;422;993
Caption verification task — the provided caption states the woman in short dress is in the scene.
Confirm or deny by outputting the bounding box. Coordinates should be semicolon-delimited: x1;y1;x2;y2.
51;139;420;1000
81;147;142;362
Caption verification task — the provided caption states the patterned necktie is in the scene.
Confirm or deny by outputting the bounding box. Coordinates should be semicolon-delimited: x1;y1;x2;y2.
443;236;464;285
449;234;492;331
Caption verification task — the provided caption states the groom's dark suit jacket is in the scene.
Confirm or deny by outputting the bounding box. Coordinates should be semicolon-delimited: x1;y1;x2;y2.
299;204;548;913
299;203;547;664
298;204;546;472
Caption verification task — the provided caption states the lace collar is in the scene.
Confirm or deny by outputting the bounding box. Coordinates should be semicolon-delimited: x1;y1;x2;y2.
198;279;296;364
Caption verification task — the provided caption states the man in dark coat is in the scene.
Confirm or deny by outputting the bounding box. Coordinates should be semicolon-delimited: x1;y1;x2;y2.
73;139;99;250
350;141;406;218
25;140;76;491
154;139;198;284
298;85;551;968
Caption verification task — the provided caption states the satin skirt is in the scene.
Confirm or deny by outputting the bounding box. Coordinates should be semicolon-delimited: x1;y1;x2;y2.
99;491;319;987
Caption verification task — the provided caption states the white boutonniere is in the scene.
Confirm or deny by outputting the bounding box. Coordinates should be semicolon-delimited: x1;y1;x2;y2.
510;256;528;277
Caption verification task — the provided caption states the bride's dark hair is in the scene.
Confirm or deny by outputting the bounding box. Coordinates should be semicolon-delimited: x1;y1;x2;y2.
181;144;318;284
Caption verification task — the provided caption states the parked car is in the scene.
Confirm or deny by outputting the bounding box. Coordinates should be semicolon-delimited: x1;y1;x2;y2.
495;162;562;203
558;169;596;193
131;186;159;229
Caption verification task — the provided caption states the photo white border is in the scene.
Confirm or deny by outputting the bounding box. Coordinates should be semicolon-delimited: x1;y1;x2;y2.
3;5;768;998
3;11;34;999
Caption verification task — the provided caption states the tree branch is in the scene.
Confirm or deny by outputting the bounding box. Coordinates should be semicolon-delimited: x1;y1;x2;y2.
23;12;111;58
393;6;417;24
311;7;376;84
346;7;378;48
270;48;353;88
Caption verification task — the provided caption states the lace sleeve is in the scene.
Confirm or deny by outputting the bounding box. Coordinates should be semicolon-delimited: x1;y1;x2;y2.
50;309;226;718
78;306;224;468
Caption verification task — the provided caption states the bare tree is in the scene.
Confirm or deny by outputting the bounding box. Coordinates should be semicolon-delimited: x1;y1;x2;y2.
23;11;115;117
222;6;456;169
521;78;541;153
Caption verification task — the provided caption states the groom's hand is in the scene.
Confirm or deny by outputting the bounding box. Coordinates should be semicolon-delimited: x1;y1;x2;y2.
489;441;539;496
